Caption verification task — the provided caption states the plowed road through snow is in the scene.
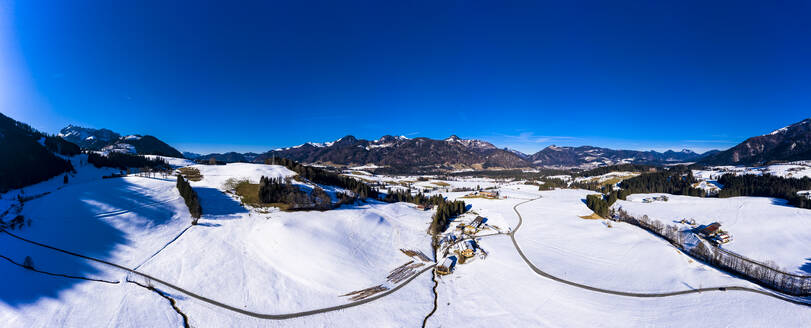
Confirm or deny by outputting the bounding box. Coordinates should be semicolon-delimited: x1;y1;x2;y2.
4;196;809;321
508;198;811;306
1;228;434;319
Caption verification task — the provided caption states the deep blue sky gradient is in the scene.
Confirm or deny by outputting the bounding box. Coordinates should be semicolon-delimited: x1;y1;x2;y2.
1;1;810;154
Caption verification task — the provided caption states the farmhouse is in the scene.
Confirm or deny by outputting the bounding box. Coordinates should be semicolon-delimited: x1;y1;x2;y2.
436;256;456;275
461;240;477;258
698;222;721;236
480;191;499;199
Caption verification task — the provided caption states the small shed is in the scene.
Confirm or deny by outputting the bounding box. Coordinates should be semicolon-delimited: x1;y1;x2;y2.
471;216;486;229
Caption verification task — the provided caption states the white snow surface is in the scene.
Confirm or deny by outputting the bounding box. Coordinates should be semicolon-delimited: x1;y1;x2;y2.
694;162;811;180
3;163;811;327
143;155;196;168
1;162;436;327
429;187;811;327
189;163;296;189
617;193;811;274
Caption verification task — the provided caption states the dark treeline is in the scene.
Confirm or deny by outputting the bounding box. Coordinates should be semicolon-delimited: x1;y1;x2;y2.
569;180;602;191
267;157;379;199
617;166;703;197
537;178;568;191
614;208;811;296
375;165;449;175
717;174;811;209
585;194;613;218
257;176;352;211
383;188;467;234
176;175;202;224
431;200;467;234
0;113;76;193
450;168;568;180
43;136;81;156
87;152;170;170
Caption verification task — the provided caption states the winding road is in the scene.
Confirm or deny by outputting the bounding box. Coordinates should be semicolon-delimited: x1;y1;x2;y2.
3;195;808;323
508;198;811;306
1;229;435;320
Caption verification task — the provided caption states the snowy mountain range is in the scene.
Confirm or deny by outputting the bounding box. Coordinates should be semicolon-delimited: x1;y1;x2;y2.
699;118;811;165
46;118;811;169
58;125;183;158
254;135;527;170
526;145;716;168
243;135;717;170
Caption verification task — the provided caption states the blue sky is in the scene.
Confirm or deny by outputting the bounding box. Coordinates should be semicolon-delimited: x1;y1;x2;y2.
1;1;809;154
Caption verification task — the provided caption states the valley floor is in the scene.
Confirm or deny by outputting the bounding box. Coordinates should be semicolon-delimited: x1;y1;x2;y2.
2;162;810;327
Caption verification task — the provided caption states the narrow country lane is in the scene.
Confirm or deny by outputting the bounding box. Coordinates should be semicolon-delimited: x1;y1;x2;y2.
1;229;435;320
508;198;811;307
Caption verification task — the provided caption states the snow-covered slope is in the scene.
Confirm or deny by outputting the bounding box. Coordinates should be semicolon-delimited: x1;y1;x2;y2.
3;162;811;327
616;193;811;274
0;162;437;327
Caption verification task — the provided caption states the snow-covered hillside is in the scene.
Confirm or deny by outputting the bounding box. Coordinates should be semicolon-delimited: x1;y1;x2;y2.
428;187;811;327
2;162;810;327
616;193;811;274
1;162;436;327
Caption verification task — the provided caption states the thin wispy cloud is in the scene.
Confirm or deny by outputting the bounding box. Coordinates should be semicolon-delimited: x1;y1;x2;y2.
682;139;737;144
493;132;582;144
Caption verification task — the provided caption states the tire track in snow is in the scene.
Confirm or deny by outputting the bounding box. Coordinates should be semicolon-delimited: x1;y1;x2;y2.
0;253;119;284
1;228;435;319
93;197;180;219
508;198;811;307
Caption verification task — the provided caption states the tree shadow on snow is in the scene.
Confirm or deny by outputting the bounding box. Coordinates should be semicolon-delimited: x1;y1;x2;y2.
0;177;181;307
800;259;811;275
193;186;248;219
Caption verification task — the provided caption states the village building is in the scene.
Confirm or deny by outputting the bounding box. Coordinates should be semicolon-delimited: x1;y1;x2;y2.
461;240;477;258
698;222;721;237
471;216;486;229
436;256;456;275
480;191;499;199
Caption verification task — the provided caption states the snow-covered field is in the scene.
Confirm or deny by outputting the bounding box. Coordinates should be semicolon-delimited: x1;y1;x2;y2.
572;171;639;184
694;162;811;180
616;193;811;274
2;160;810;327
1;161;435;327
430;187;811;327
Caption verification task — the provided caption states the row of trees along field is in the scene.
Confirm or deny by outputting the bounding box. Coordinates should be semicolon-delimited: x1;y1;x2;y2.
265;157;379;199
383;188;467;234
583;166;702;217
257;176;352;210
616;166;704;196
176;175;202;224
717;174;811;209
572;164;655;177
537;178;568;191
614;208;811;296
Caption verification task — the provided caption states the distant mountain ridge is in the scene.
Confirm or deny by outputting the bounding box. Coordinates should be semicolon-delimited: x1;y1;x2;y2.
254;135;528;170
59;125;183;158
216;135;715;170
699;118;811;165
527;145;714;168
